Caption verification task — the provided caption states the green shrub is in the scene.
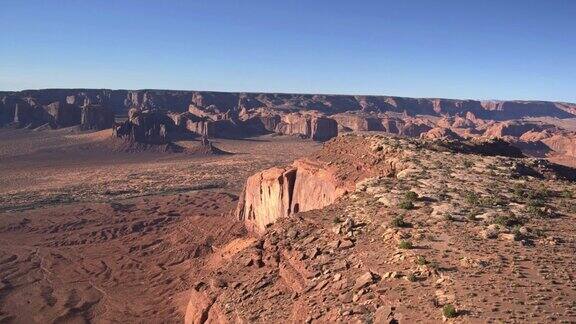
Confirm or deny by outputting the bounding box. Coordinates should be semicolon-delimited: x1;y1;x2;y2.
442;304;457;318
398;240;413;249
560;189;573;199
398;200;415;210
404;191;419;202
493;214;523;227
464;191;480;206
416;256;428;265
480;195;507;207
525;204;552;218
390;215;410;228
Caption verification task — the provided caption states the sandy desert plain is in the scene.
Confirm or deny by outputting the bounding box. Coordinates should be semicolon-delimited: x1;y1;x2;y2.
0;127;319;323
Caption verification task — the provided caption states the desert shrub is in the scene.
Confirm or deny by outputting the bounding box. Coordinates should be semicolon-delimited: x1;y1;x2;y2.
525;204;552;218
443;304;457;318
493;213;523;227
560;189;573;199
515;184;550;205
407;273;418;282
398;200;415;210
332;216;342;224
390;215;410;228
512;183;527;200
464;191;480;206
398;240;413;249
416;256;428;265
443;214;454;222
512;226;525;241
404;191;419;202
463;160;473;168
480;195;507;207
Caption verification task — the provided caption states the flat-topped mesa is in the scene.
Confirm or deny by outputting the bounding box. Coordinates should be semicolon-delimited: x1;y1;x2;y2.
235;135;411;233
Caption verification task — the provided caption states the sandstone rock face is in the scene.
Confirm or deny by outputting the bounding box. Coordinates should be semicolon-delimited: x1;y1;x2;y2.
235;135;411;233
236;158;347;233
290;159;346;213
332;114;384;132
483;121;548;138
42;101;81;127
236;167;297;233
421;127;463;140
541;134;576;158
311;116;338;141
275;114;338;141
80;105;114;130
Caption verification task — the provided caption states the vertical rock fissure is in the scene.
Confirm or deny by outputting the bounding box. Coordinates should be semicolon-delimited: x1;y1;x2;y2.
285;169;297;215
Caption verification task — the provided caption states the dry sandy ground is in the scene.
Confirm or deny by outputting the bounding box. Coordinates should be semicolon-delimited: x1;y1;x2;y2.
0;128;320;323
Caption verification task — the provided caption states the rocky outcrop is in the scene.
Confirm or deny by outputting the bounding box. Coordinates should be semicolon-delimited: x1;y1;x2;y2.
235;134;417;233
275;114;338;141
80;105;114;130
112;110;176;144
236;159;348;233
483;121;550;138
540;134;576;158
421;127;463;140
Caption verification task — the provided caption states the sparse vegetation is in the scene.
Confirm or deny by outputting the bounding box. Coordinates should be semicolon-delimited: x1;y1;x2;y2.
493;213;523;227
398;240;413;249
416;256;428;265
404;191;419;202
391;215;410;228
464;191;480;206
399;200;415;210
443;304;457;318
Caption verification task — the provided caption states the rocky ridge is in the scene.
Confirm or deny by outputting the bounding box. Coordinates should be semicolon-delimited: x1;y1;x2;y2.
186;134;576;323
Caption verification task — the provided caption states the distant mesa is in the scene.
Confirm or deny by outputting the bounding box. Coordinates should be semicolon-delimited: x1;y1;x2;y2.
1;89;575;160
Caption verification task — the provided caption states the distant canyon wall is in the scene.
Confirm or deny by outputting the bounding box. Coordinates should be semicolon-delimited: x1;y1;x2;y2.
1;89;575;128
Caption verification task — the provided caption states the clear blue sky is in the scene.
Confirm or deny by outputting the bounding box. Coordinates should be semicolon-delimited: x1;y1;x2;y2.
1;0;574;102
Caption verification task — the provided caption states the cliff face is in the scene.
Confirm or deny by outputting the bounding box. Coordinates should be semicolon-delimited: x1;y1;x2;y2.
235;135;411;233
235;160;348;233
2;89;576;157
2;89;575;128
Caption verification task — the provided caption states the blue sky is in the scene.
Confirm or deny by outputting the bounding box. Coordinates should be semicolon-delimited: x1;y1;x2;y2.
1;0;574;102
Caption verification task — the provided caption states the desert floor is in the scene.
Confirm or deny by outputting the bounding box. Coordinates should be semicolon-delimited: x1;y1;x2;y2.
0;128;319;323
